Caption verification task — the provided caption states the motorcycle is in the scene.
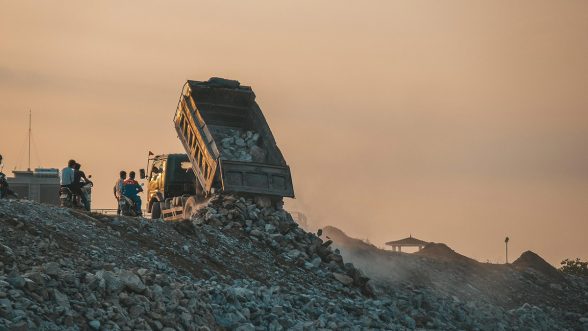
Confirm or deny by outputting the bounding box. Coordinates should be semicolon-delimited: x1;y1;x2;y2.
0;172;18;199
119;195;142;217
81;181;92;210
60;183;92;210
59;186;85;209
60;175;93;210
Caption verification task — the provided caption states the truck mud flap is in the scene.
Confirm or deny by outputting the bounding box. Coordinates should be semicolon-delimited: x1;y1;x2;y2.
219;160;294;198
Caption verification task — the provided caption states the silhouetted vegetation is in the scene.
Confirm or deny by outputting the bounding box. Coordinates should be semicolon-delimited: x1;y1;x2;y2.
559;258;588;276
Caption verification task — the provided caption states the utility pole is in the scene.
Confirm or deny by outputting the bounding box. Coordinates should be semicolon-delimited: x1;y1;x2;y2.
505;236;510;264
28;109;32;171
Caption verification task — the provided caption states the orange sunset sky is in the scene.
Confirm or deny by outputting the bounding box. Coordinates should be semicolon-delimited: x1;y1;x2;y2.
1;1;587;265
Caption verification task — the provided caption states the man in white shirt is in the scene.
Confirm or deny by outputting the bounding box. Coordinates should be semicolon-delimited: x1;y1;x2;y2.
60;159;76;187
113;170;127;215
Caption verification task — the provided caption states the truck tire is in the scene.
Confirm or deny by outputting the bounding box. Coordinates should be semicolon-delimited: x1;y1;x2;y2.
183;196;198;220
151;201;161;219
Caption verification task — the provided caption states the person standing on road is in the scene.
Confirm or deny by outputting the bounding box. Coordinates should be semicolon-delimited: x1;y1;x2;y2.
113;170;127;215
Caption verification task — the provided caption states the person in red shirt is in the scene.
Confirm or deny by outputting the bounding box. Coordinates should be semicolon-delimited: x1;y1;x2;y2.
122;171;143;215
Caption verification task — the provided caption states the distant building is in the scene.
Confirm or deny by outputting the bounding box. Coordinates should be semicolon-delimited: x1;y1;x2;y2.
385;235;429;252
7;168;60;205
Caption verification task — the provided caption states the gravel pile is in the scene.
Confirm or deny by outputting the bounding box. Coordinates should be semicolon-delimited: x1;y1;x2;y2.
213;128;266;163
1;198;587;330
190;195;373;295
324;226;588;331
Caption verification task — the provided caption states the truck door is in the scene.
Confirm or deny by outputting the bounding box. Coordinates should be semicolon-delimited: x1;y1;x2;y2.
148;158;165;202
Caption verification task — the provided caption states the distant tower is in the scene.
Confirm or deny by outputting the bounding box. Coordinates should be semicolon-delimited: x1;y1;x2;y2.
505;236;510;264
28;109;32;171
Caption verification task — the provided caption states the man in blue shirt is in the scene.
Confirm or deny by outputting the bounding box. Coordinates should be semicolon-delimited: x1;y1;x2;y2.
123;171;143;215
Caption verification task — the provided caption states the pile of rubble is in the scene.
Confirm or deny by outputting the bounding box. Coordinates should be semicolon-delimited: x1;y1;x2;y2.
324;226;588;331
190;195;373;294
1;198;586;330
214;128;266;163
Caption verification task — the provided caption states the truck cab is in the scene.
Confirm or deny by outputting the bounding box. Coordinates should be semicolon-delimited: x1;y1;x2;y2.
146;154;199;218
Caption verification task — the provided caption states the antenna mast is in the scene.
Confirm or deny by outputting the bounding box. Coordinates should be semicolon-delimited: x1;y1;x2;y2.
28;109;32;171
505;236;510;264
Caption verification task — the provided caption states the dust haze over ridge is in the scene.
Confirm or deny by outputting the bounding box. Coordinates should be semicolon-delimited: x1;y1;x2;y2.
1;0;587;266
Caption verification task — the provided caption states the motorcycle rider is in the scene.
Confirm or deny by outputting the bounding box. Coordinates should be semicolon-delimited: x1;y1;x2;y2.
73;163;92;211
113;170;127;215
60;159;76;188
59;159;77;206
0;154;18;199
122;171;143;216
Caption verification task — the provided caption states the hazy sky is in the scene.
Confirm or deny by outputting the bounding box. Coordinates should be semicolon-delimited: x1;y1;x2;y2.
1;0;587;265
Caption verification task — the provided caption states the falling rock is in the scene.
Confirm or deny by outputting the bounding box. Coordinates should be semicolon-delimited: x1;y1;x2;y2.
329;253;343;264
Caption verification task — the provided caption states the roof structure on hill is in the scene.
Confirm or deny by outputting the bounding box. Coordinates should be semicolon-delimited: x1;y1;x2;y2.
385;235;429;247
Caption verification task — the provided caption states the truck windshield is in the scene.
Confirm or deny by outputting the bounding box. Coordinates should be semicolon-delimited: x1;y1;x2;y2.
167;157;195;182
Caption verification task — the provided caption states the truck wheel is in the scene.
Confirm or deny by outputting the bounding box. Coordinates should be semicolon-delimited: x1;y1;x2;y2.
151;201;161;219
183;196;198;220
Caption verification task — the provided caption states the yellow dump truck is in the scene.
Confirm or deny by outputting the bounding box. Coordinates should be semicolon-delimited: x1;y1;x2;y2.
144;78;294;220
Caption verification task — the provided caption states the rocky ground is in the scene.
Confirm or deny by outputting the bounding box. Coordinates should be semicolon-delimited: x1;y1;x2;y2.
0;197;587;330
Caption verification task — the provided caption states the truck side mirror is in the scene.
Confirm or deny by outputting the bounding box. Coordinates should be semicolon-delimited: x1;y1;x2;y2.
139;169;146;179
